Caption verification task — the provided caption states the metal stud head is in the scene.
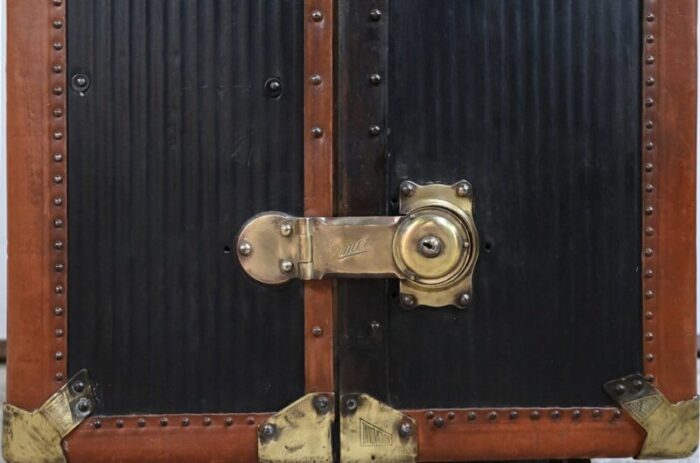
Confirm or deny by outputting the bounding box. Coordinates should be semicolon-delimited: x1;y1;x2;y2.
311;10;323;22
345;397;358;412
457;293;472;308
310;74;322;86
399;421;413;437
71;74;91;94
264;78;283;98
400;181;416;197
313;395;330;414
369;73;382;85
279;222;293;237
368;124;381;136
311;126;324;138
369;8;382;21
399;293;416;309
238;241;253;256
74;398;93;418
260;423;276;438
280;260;294;273
456;182;472;197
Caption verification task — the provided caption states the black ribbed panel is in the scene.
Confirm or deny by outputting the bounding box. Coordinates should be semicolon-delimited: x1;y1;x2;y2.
384;0;643;407
67;0;305;414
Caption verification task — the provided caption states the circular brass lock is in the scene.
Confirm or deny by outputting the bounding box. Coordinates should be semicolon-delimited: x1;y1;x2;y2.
393;207;474;287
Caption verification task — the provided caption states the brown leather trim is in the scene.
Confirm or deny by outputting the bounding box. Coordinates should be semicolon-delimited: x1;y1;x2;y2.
644;0;698;402
406;408;645;462
304;0;335;393
64;414;269;463
7;0;67;410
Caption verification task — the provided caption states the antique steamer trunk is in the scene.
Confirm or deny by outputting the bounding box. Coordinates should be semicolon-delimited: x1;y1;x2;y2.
4;1;698;462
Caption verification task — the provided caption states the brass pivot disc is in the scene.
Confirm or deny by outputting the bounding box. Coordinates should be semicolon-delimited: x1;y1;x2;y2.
393;207;471;286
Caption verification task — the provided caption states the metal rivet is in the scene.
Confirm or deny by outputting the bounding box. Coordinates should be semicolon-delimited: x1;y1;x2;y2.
54;218;64;228
645;206;654;215
369;8;382;21
530;411;541;420
181;417;190;427
646;13;655;22
633;379;645;390
312;326;323;337
55;372;64;381
54;240;64;250
54;153;64;162
447;411;455;420
457;293;471;307
646;34;655;44
369;73;382;85
313;395;330;414
203;417;212;426
645;162;654;172
645;226;654;236
369;320;381;333
646;141;654;151
53;108;63;118
345;398;358;412
645;332;654;341
572;409;582;419
280;260;294;273
645;269;654;278
53;64;63;74
433;416;445;428
646;120;654;129
53;86;64;95
646;374;656;382
614;384;627;395
509;410;519;420
72;74;91;93
488;411;498;421
54;306;64;316
138;418;146;427
368;124;381;136
261;423;276;437
264;78;283;98
225;417;234;426
55;262;64;272
160;418;168;427
53;0;63;6
613;409;623;419
310;74;322;85
646;353;655;362
646;77;656;86
54;174;63;183
644;248;654;257
645;311;654;320
238;241;253;256
645;290;654;299
645;184;654;193
72;399;90;419
116;419;124;428
400;293;416;309
53;42;63;50
55;329;64;338
55;284;64;294
54;131;64;140
72;381;85;394
247;417;256;425
592;409;601;418
311;126;324;138
550;410;561;420
646;56;655;65
93;420;102;429
645;97;654;107
53;20;63;29
467;411;477;421
55;351;64;360
400;181;416;197
425;411;434;420
399;422;413;437
311;10;323;22
456;182;471;197
280;223;293;237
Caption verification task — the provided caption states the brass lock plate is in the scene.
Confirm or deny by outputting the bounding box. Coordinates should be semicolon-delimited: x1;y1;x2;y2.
236;181;478;308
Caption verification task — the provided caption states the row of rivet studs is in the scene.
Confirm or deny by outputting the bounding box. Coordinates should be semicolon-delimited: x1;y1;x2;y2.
50;0;68;384
424;408;622;427
642;0;657;383
92;416;258;430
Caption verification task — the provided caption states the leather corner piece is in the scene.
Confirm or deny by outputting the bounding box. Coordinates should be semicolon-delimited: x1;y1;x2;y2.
3;370;96;463
257;393;335;463
604;374;699;459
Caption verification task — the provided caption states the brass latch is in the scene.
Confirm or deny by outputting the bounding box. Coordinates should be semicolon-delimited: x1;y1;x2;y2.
237;181;479;308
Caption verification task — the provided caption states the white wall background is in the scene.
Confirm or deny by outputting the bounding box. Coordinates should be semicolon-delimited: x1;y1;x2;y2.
0;4;697;340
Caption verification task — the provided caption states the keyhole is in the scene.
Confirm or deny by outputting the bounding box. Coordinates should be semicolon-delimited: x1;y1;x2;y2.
418;236;443;258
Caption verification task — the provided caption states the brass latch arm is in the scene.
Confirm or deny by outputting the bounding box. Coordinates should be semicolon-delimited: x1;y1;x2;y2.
236;181;479;308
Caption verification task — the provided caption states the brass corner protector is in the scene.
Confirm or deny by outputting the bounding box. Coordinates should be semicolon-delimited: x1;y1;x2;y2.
258;393;335;463
3;370;96;463
340;394;417;463
605;373;699;459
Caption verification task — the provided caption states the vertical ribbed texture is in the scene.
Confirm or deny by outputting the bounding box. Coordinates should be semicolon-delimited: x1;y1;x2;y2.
68;0;305;414
386;0;642;407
